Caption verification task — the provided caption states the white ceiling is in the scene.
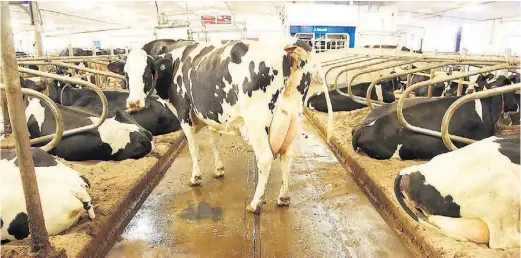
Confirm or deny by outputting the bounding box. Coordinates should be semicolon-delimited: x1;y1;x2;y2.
8;1;520;36
388;1;521;21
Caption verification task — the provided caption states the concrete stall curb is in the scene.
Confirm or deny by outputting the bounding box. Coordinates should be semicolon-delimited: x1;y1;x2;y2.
304;108;519;258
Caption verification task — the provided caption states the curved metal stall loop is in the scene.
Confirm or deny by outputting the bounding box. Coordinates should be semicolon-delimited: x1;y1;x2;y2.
17;54;125;62
324;56;380;84
321;54;359;66
396;63;515;145
365;61;508;109
17;67;109;138
441;83;521;151
340;58;423;106
17;60;126;80
0;87;64;152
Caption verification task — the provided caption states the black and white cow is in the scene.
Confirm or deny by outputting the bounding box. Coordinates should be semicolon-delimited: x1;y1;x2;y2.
47;80;181;135
124;38;332;213
394;135;519;248
24;94;153;161
307;77;399;112
1;148;95;244
351;78;517;160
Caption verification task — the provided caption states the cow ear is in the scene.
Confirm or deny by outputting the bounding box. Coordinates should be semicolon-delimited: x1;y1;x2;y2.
486;73;494;80
107;62;125;75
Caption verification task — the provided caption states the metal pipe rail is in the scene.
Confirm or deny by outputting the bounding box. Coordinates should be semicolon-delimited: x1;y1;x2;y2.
395;63;515;146
0;87;63;152
17;60;126;80
321;54;359;66
441;83;521;150
324;56;385;85
366;61;514;109
324;50;519;63
17;54;125;61
17;67;109;138
339;58;423;106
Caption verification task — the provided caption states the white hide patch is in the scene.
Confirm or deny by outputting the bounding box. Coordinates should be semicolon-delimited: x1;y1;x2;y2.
88;116;140;155
375;85;383;101
25;98;46;133
474;99;483;121
1;153;95;240
124;48;148;104
391;144;403;160
398;136;520;248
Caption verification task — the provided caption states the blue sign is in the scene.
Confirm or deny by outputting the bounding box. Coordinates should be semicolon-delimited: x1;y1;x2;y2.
290;25;356;48
93;40;101;48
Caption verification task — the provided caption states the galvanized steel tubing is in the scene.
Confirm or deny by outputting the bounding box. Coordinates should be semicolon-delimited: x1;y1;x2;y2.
441;83;521;150
395;63;517;147
18;67;109;139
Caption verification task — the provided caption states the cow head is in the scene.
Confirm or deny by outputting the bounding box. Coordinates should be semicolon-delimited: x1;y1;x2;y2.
124;48;173;110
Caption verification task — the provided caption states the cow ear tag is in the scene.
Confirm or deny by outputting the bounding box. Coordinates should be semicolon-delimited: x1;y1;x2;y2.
154;74;158;80
160;64;166;71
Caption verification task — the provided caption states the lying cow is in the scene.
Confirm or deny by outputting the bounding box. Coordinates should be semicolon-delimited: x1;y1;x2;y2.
1;148;95;244
394;135;519;248
307;79;398;112
48;80;181;135
124;38;332;213
352;77;517;160
23;90;153;161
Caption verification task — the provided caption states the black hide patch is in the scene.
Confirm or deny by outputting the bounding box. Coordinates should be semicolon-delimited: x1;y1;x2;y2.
405;172;461;218
187;45;238;123
4;148;58;168
7;212;30;240
265;126;269;135
79;175;91;188
1;218;3;228
1;150;17;161
298;72;312;102
268;89;280;113
182;44;199;60
242;61;275;97
230;42;249;64
494;136;520;165
1;240;10;244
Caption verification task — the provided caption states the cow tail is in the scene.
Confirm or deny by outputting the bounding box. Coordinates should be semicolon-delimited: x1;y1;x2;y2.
394;174;419;221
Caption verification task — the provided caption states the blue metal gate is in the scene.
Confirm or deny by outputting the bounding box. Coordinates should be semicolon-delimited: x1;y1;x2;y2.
290;25;356;48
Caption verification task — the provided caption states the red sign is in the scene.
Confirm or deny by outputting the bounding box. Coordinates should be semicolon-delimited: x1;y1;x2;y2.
201;15;231;25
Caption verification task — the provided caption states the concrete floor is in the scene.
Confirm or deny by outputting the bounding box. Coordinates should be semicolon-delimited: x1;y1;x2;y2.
107;121;411;258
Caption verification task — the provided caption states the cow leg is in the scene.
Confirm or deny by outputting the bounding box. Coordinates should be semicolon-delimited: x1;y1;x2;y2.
277;145;293;206
427;215;488;244
181;123;202;186
209;130;224;178
246;127;274;213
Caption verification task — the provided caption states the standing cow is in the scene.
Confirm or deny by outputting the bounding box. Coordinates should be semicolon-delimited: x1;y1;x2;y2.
124;38;332;212
394;135;519;248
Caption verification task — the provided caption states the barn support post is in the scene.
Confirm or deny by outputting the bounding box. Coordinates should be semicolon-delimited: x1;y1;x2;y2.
1;2;59;254
68;43;73;56
29;1;44;58
427;68;436;97
1;66;12;135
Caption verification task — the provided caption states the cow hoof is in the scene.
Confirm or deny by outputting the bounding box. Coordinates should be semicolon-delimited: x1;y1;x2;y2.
246;204;261;214
190;175;202;186
213;168;225;178
277;197;291;206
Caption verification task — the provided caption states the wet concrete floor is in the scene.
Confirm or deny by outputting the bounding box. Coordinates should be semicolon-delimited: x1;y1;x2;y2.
107;121;411;258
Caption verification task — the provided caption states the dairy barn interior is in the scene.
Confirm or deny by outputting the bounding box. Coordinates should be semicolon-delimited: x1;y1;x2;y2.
1;1;520;257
